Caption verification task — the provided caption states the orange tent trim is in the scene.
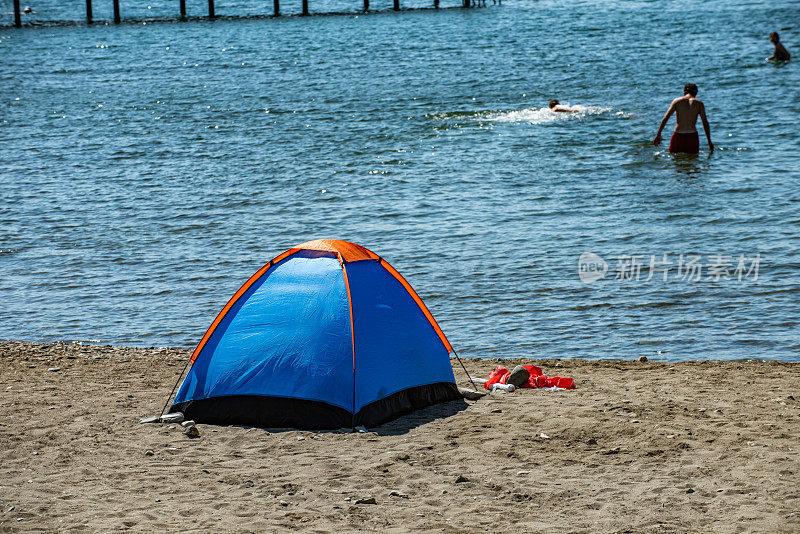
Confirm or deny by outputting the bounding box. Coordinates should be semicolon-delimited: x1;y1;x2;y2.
295;239;379;263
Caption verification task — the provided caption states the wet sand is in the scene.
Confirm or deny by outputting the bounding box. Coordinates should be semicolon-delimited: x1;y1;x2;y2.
1;340;798;533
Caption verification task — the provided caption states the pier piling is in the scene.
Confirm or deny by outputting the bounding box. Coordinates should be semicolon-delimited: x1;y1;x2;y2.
7;0;472;28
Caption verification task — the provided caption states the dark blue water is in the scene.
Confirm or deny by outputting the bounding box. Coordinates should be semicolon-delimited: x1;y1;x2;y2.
1;0;799;361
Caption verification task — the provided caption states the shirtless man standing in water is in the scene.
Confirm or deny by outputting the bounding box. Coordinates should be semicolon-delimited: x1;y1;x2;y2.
653;83;713;154
767;32;791;61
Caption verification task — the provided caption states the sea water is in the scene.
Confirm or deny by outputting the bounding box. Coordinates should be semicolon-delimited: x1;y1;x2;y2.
1;0;798;361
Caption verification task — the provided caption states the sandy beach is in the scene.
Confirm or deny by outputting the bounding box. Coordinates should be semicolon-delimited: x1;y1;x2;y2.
1;340;798;533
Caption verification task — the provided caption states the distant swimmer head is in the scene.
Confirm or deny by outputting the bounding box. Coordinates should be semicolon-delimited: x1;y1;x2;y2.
549;99;559;109
683;83;698;97
770;31;780;44
23;5;33;12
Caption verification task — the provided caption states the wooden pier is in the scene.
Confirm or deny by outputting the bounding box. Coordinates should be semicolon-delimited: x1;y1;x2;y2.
9;0;480;27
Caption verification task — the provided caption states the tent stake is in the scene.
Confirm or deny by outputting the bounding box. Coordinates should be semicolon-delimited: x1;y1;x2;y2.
159;357;192;418
452;349;478;391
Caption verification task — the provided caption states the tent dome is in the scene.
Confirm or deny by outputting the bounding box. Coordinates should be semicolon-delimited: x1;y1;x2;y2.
169;240;460;429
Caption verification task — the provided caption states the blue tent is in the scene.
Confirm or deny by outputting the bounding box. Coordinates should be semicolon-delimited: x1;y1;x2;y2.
169;240;461;429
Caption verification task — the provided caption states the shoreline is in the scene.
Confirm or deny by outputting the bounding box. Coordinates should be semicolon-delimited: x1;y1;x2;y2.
1;340;798;532
3;339;797;364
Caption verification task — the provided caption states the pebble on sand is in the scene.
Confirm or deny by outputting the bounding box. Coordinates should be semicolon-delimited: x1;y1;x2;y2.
181;422;200;438
638;355;648;362
47;367;61;372
354;496;377;505
454;475;469;483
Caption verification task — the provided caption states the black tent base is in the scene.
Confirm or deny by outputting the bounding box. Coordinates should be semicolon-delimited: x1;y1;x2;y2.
169;382;462;430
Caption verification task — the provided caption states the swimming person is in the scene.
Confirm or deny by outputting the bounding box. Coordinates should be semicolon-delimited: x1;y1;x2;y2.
767;32;791;61
653;83;713;154
548;99;579;113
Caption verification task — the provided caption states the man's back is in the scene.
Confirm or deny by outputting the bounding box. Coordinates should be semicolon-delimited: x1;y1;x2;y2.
653;83;713;154
672;95;703;133
774;42;791;61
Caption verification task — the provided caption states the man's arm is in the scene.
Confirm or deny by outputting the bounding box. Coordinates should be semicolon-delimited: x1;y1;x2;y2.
699;101;713;153
653;100;676;146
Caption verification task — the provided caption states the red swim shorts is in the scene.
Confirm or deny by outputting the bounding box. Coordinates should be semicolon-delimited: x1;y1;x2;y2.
669;131;700;154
